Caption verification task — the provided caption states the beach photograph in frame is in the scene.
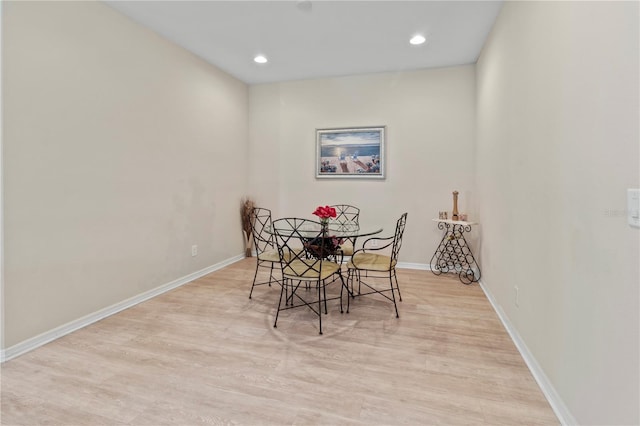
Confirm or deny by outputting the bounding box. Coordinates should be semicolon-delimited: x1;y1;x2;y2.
316;126;385;179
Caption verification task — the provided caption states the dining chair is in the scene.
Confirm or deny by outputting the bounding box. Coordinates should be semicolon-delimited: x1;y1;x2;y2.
271;218;347;335
248;207;282;299
346;212;408;318
329;204;360;256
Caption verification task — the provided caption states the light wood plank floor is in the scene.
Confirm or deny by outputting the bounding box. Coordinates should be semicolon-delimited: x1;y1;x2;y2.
1;259;558;425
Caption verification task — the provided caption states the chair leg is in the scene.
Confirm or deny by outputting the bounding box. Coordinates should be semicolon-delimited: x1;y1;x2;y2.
392;269;402;302
268;262;275;287
348;270;352;313
250;260;280;299
274;278;286;328
347;281;351;313
285;280;294;306
249;260;260;299
389;271;399;318
323;281;328;314
353;270;359;298
318;280;323;335
338;271;345;314
347;268;358;299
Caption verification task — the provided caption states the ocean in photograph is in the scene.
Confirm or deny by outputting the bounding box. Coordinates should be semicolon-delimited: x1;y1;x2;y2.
320;143;380;158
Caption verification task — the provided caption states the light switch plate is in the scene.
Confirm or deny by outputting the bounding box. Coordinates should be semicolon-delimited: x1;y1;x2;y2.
628;189;640;228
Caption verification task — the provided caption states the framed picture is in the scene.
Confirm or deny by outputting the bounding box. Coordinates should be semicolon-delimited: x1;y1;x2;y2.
316;126;385;179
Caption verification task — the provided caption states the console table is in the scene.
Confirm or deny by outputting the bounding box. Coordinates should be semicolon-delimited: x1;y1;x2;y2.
430;219;481;284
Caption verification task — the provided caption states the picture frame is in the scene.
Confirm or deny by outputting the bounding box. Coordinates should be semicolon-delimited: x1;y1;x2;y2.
316;126;385;179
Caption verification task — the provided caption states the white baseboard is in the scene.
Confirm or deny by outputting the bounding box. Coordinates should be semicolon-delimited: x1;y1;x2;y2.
478;279;577;426
398;262;480;279
397;262;432;270
1;253;245;363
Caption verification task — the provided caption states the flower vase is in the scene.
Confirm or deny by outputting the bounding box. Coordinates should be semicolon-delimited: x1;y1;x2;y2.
320;219;329;236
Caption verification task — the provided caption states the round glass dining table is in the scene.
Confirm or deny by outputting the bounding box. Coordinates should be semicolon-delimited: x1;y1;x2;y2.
270;223;382;262
266;222;382;239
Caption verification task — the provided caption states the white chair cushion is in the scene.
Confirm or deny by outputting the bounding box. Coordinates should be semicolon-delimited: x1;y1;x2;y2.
257;249;280;262
347;252;396;272
283;260;340;281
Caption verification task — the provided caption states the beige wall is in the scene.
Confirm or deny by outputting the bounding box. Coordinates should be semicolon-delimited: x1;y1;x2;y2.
4;1;638;423
476;2;639;424
2;1;249;347
249;66;477;264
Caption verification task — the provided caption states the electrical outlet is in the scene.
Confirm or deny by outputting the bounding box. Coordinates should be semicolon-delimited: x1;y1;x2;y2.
514;286;519;307
191;245;198;257
370;239;379;247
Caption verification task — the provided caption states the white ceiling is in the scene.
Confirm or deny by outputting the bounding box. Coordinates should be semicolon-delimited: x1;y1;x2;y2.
106;1;503;85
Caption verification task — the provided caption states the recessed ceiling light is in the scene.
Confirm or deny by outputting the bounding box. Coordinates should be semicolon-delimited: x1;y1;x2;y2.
254;55;268;64
409;35;426;45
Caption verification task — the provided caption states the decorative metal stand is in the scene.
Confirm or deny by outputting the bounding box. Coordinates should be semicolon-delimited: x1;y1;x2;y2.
430;219;481;285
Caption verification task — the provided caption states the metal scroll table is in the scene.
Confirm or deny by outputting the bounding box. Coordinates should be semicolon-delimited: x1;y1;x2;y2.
430;219;481;284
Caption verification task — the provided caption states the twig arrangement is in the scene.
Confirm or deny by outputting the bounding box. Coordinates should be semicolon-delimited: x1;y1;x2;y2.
240;198;255;257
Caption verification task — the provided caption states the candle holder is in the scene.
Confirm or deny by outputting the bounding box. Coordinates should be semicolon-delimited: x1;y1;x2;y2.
451;191;459;221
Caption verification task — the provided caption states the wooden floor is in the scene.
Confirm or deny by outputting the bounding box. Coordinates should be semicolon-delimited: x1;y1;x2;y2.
1;259;558;425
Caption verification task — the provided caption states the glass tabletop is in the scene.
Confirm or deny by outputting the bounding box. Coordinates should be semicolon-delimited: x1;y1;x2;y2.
266;223;382;239
327;223;383;238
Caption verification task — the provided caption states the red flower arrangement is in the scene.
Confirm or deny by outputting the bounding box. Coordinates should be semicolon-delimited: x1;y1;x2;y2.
312;205;337;222
306;206;343;258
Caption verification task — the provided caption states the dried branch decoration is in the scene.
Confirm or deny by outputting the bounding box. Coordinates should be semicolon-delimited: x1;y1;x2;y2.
240;198;256;257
